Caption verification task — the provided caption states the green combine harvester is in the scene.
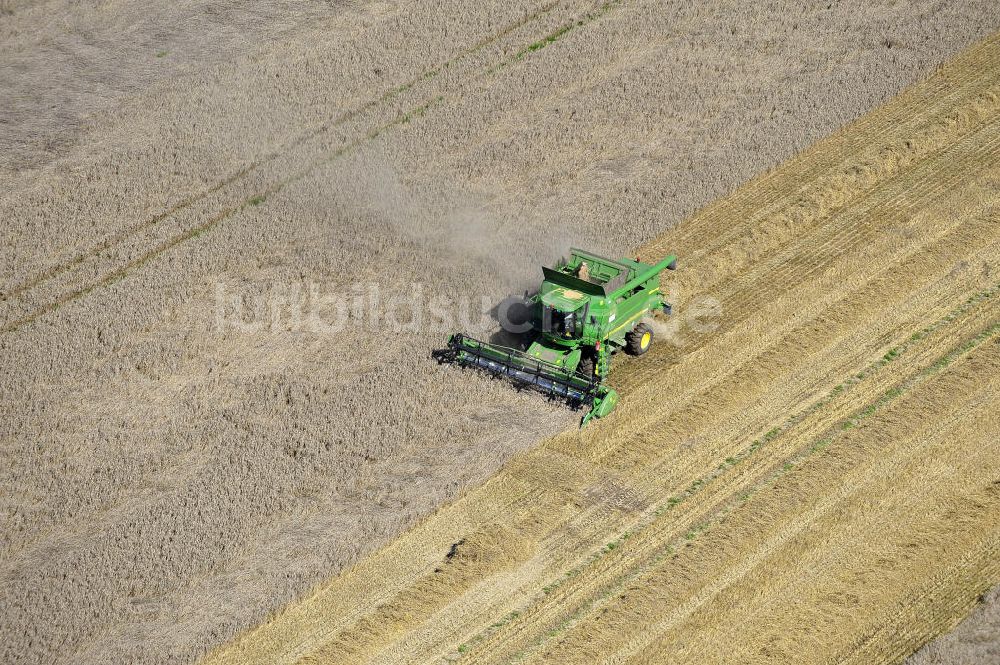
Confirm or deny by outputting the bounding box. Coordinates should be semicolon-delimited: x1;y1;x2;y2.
433;248;677;426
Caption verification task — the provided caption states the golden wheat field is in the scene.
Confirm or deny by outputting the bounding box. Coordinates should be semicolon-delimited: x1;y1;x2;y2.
204;29;1000;665
2;1;1000;664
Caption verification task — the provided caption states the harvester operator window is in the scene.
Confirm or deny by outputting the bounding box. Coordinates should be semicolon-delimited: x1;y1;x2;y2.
548;307;579;338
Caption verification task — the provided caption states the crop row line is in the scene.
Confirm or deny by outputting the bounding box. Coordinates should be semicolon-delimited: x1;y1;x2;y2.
504;315;1000;662
0;1;565;305
620;111;1000;411
654;38;1000;270
1;0;623;335
454;279;1000;660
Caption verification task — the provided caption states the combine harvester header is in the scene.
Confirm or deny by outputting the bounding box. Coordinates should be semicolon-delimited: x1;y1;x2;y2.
434;248;677;426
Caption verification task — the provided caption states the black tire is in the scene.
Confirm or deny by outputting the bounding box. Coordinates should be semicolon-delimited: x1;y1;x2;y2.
625;322;653;356
577;355;596;379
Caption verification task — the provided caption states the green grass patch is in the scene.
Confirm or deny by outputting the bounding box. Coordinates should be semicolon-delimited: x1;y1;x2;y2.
518;23;574;58
811;438;833;453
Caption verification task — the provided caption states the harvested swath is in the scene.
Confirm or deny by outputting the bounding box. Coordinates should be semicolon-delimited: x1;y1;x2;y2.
906;584;1000;665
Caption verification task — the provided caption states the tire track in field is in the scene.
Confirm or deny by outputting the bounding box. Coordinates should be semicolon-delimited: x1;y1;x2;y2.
0;1;626;582
0;0;581;594
1;0;626;334
0;1;560;304
0;0;624;612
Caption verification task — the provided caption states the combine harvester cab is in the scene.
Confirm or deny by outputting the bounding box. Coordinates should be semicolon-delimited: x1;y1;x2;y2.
434;248;676;426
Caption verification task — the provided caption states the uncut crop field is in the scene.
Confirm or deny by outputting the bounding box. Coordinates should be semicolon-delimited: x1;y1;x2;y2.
2;1;999;664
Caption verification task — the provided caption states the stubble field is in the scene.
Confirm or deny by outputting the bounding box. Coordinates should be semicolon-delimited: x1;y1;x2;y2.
2;1;999;664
